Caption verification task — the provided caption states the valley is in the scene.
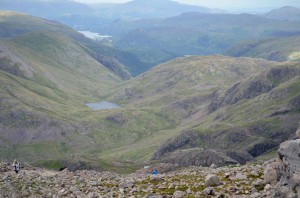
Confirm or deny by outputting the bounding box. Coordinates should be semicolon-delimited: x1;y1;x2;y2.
0;0;299;181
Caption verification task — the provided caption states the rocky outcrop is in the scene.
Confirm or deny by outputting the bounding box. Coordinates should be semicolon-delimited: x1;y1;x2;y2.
91;53;132;80
151;131;199;160
264;123;300;197
152;118;299;167
209;64;300;112
158;148;238;167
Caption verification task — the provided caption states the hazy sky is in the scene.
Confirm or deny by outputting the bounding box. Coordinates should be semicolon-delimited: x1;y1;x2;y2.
74;0;300;9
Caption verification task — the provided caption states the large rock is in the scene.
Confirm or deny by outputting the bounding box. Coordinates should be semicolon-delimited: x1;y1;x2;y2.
264;163;278;185
278;139;300;173
173;190;185;198
203;187;214;196
119;181;135;189
265;138;300;197
205;174;221;187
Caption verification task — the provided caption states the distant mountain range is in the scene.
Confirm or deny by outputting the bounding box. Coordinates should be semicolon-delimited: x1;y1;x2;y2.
1;1;300;75
0;0;218;19
227;36;300;62
90;0;221;19
265;6;300;21
101;12;300;71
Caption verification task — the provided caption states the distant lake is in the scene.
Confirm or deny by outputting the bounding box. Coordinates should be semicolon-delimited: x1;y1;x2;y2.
86;101;120;110
78;31;112;41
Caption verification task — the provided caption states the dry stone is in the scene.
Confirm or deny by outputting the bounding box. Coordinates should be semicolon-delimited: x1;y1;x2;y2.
203;187;214;196
205;174;221;187
264;164;278;185
173;190;184;198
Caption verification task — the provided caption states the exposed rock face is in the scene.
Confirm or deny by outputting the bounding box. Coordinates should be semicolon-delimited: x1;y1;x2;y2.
158;148;238;167
152;119;298;167
264;125;300;197
209;65;300;112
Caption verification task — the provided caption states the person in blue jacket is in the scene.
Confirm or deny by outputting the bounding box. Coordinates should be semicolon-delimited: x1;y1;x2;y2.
152;170;158;175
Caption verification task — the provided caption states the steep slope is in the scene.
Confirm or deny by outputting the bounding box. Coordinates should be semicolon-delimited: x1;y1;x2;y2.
0;12;137;170
0;29;124;146
265;6;300;21
0;11;131;79
227;36;300;62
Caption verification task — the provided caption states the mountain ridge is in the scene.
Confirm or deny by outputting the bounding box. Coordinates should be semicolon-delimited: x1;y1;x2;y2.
227;36;300;62
265;6;300;21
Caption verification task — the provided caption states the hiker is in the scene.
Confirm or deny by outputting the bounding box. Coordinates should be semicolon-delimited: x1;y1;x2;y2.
12;159;20;174
152;170;158;175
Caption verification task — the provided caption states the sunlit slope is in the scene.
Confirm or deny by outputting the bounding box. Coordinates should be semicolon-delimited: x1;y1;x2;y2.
0;11;132;79
0;31;121;96
0;13;125;169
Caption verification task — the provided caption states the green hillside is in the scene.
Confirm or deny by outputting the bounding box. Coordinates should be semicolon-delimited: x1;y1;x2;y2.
105;58;299;166
227;36;300;62
152;63;300;166
0;11;299;172
0;11;135;79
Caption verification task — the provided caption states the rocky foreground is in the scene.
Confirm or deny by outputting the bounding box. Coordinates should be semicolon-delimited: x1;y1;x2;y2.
1;130;300;198
1;161;269;198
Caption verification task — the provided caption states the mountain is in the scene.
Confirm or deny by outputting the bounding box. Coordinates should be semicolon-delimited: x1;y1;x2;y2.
0;12;137;171
227;36;300;62
106;56;300;166
0;0;94;19
56;9;300;75
151;62;300;166
91;12;300;71
1;11;299;172
265;6;300;21
124;12;300;53
0;11;136;79
90;0;219;19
